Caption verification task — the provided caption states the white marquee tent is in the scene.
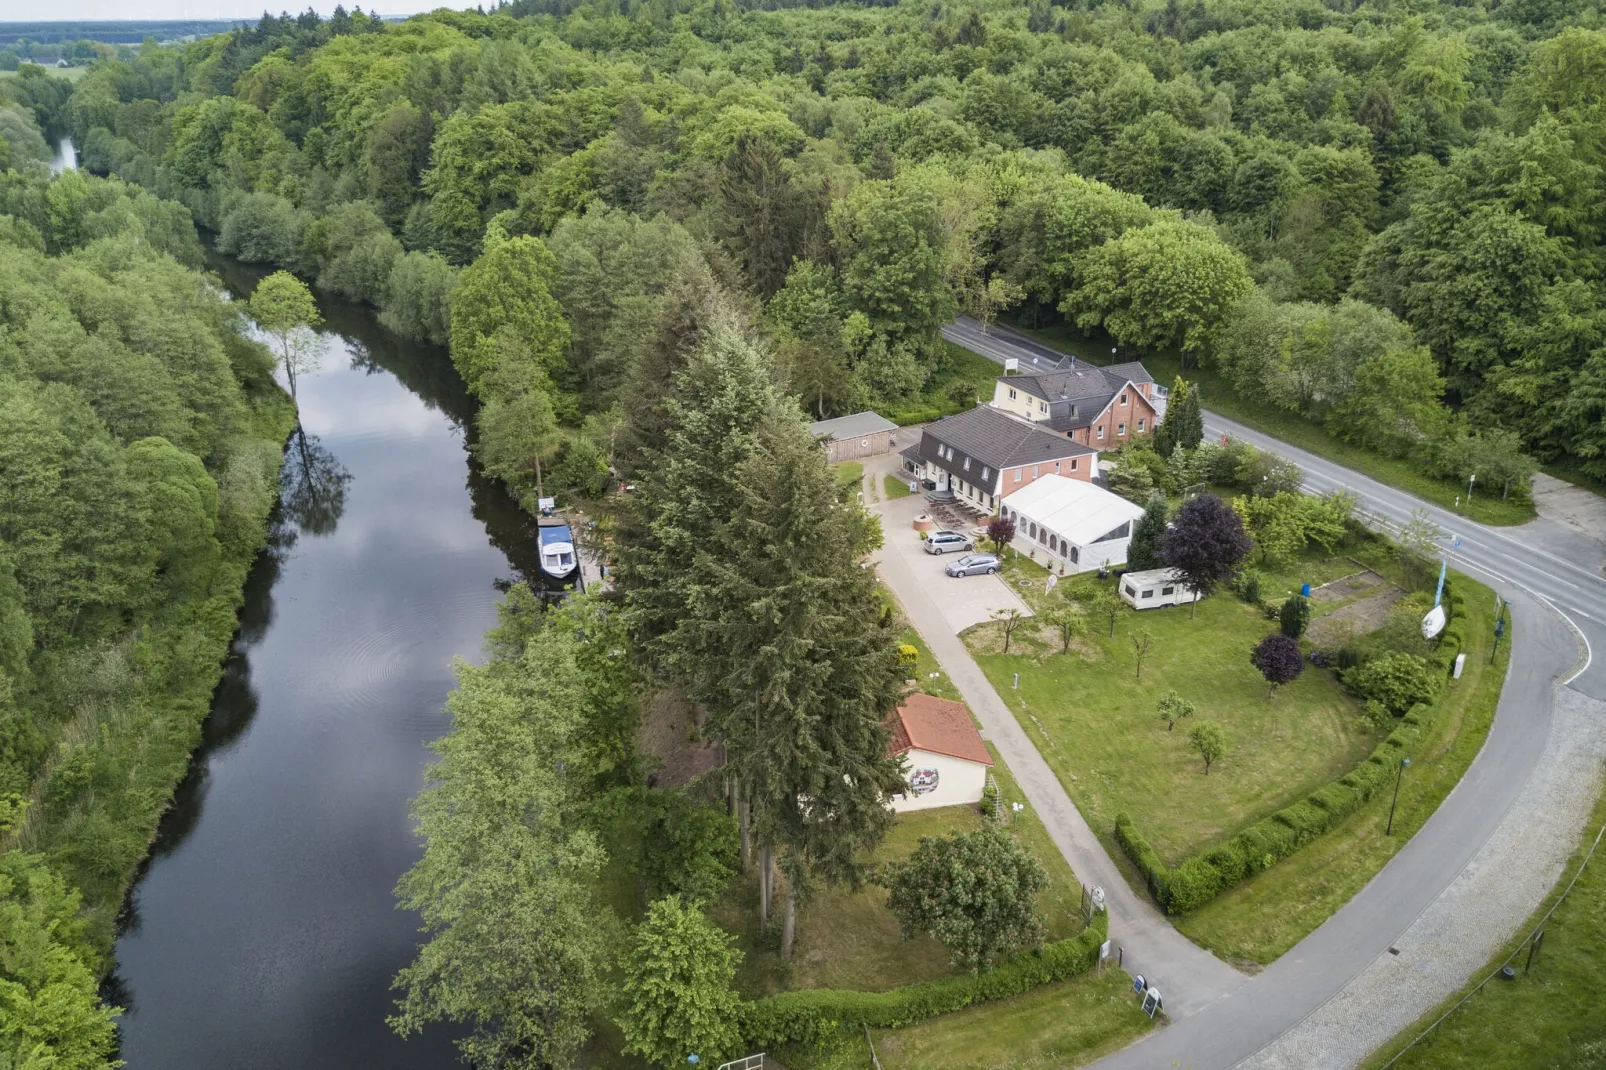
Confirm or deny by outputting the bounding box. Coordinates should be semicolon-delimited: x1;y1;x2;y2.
998;474;1145;573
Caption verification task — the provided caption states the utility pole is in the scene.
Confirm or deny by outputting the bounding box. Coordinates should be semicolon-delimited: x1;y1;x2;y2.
1386;757;1412;835
1467;470;1477;508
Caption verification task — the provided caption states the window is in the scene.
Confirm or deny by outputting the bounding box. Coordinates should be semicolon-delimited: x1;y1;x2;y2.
981;466;990;481
1096;425;1105;440
1032;465;1040;478
1120;392;1128;405
1062;542;1070;559
1137;419;1146;433
1048;535;1058;552
1162;586;1175;596
1070;459;1079;471
1029;522;1038;539
1142;589;1154;599
1014;469;1022;483
1070;546;1080;564
1124;584;1137;598
963;456;970;471
1038;401;1047;414
1008;388;1017;400
1118;422;1127;436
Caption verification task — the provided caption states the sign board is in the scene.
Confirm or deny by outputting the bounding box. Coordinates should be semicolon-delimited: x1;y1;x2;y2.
1453;653;1466;679
537;496;556;512
1003;357;1019;373
909;769;940;795
1045;573;1058;595
1099;940;1112;962
1142;988;1163;1018
1421;605;1447;640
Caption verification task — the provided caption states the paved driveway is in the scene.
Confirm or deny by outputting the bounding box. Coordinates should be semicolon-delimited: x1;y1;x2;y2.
877;493;1033;634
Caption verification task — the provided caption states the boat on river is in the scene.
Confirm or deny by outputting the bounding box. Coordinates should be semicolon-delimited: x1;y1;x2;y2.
537;519;580;582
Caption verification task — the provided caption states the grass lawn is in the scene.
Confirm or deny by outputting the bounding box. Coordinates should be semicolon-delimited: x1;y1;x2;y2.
834;459;864;489
1364;777;1606;1069
1;65;91;82
969;563;1380;867
1174;567;1509;964
1007;319;1537;527
884;473;915;499
719;739;1084;998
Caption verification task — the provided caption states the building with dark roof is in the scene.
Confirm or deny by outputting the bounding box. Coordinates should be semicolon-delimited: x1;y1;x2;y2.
911;405;1097;513
991;357;1162;448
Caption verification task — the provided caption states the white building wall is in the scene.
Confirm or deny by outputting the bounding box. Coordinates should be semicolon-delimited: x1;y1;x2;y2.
889;748;990;813
1012;516;1132;574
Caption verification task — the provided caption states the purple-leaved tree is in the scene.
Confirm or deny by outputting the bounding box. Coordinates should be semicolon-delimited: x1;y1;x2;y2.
1251;633;1304;697
1159;493;1252;618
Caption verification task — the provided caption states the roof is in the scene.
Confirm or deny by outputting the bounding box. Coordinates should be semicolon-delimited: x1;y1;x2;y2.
1122;567;1190;587
998;474;1145;546
810;411;898;441
888;693;994;766
1001;361;1155;431
918;406;1095;480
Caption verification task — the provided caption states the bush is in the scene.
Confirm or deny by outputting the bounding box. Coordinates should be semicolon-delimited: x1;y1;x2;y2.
1280;594;1311;639
739;912;1108;1050
1343;652;1443;715
1235;568;1263;604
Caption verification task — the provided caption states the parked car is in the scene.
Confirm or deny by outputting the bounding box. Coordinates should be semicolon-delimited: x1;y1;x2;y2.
946;553;1000;577
924;531;973;554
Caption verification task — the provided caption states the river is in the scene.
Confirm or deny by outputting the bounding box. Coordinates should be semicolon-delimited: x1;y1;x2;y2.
106;249;550;1068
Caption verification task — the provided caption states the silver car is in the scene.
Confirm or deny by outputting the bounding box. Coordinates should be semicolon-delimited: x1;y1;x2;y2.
946;553;1000;577
924;530;973;554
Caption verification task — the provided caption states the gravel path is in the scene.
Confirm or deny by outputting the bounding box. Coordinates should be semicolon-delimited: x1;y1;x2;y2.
1238;685;1606;1069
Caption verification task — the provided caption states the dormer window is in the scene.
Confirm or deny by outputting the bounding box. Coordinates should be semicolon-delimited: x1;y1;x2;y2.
1038;401;1047;414
963;456;970;471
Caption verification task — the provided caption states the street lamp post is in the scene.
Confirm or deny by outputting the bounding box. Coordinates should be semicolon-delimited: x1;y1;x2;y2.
1386;757;1412;835
1467;471;1477;507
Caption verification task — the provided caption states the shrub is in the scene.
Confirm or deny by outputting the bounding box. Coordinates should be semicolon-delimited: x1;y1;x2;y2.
1235;568;1263;604
1343;652;1442;715
1280;594;1310;639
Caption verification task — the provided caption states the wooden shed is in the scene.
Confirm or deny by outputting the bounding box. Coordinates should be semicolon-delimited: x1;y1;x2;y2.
810;411;899;463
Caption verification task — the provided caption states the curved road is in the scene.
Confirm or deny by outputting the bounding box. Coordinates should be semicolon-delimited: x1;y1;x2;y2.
939;317;1605;1067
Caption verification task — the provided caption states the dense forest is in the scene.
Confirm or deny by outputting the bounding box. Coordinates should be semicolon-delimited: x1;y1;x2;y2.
60;0;1606;502
0;149;295;1063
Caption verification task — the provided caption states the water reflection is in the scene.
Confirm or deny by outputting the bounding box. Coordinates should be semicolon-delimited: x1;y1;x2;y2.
106;248;555;1069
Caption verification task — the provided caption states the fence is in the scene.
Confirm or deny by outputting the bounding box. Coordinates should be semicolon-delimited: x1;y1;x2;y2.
716;1054;765;1070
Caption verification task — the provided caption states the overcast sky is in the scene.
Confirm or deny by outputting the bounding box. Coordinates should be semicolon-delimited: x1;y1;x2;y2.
20;2;479;20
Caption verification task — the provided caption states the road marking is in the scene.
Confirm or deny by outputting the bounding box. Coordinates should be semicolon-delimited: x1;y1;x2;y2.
1499;559;1581;589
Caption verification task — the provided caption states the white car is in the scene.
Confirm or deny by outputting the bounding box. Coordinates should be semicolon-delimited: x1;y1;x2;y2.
924;531;973;554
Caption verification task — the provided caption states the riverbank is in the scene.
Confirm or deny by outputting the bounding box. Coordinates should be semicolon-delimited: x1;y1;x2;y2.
6;391;297;954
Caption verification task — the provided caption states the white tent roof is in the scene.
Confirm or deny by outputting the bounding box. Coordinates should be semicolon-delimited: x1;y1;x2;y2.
1002;475;1145;546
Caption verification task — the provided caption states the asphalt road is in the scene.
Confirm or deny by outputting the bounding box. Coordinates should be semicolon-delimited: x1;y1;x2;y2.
940;317;1604;1067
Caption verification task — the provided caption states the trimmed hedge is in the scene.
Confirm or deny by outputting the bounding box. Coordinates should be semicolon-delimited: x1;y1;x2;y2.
1114;578;1474;914
739;910;1108;1050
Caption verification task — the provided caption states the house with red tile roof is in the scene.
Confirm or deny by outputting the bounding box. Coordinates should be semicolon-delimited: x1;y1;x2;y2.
886;693;994;813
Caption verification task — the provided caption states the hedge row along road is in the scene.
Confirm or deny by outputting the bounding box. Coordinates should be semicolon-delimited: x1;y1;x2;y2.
939;316;1605;1068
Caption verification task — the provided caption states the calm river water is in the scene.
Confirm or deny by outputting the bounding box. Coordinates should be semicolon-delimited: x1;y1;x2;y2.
107;251;547;1068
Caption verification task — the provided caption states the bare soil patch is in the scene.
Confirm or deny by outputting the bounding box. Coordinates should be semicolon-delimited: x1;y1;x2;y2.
1308;586;1404;647
636;686;722;788
1311;568;1384;603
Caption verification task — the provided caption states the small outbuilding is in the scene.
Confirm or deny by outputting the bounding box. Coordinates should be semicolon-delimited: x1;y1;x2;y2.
886;693;994;813
996;474;1145;573
811;411;899;463
1119;567;1201;609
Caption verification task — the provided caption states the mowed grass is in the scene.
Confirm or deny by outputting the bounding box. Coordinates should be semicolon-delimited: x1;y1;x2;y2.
969;571;1379;867
1364;776;1606;1069
1;65;91;82
721;741;1083;998
834;459;864;488
884;472;916;499
1007;319;1537;527
871;966;1156;1068
1175;569;1508;964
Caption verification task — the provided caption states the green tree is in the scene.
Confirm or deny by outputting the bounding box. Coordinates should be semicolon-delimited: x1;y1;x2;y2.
1062;220;1253;369
0;852;123;1070
882;825;1046;974
247;270;323;402
1154;377;1202;457
616;897;744;1069
1280;593;1311;639
1343;652;1442;715
391;632;611;1069
1041;602;1086;654
1326;346;1448;458
449;228;570;399
1127;497;1169;572
830;174;956;347
1157;689;1195;732
1188;721;1227;775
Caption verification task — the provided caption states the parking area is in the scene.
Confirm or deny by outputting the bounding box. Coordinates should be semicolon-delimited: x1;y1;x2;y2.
870;478;1034;635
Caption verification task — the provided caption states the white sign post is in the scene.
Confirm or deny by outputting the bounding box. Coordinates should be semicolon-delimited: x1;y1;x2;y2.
1142;988;1163;1018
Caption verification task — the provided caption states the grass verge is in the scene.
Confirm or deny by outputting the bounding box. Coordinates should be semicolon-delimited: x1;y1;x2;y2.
1175;570;1509;964
885;473;915;500
1007;320;1536;527
1362;776;1606;1069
